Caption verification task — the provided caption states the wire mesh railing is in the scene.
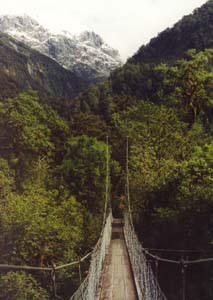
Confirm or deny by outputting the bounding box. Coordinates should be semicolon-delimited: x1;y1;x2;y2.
124;214;167;300
69;211;112;300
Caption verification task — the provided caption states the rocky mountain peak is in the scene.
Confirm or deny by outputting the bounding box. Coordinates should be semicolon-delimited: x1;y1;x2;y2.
0;14;40;32
78;31;104;47
0;15;122;82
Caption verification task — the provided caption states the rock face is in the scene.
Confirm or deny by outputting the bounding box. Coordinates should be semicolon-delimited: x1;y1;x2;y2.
0;32;86;99
0;15;122;82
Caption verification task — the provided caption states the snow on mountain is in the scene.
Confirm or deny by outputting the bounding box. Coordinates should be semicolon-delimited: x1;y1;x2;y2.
0;14;122;82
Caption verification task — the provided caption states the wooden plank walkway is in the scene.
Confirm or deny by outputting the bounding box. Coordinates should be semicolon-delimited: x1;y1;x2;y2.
99;220;138;300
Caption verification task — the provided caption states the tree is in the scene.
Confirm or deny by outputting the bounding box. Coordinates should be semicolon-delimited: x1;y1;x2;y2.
59;135;108;213
155;50;213;122
0;91;69;188
0;190;84;266
70;112;109;140
0;272;48;300
0;158;14;199
173;49;213;122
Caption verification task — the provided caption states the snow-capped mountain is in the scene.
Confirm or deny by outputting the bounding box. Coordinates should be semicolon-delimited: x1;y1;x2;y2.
0;32;87;99
0;15;122;82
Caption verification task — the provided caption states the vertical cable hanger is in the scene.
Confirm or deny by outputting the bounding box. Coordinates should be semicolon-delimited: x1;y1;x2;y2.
181;260;187;300
103;136;109;228
126;136;133;227
50;261;61;300
107;135;111;212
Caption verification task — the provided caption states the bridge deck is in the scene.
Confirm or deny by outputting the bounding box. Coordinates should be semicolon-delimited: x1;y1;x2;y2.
99;219;138;300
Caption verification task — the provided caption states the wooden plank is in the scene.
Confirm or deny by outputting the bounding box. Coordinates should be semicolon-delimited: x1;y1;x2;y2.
99;220;138;300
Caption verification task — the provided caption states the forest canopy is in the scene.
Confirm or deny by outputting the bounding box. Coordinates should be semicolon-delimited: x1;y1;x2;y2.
0;2;213;297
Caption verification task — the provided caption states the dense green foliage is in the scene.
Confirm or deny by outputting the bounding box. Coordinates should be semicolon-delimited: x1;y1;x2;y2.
77;47;213;299
1;50;212;300
0;1;213;299
0;91;113;299
0;272;48;300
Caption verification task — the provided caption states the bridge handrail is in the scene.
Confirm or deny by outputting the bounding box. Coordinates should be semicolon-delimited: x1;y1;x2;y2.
124;214;167;300
69;211;112;300
143;248;213;265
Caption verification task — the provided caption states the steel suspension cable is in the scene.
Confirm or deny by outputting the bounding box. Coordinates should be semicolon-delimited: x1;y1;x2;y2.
124;137;167;300
102;136;110;229
69;136;113;300
126;136;133;227
0;251;92;273
144;248;204;253
142;248;213;265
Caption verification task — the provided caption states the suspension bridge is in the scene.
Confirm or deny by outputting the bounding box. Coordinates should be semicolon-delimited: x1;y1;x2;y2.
68;210;168;300
0;137;213;300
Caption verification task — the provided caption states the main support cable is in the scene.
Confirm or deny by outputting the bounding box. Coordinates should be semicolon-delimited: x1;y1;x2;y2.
0;252;92;272
124;137;167;300
69;137;112;300
0;264;52;271
144;248;204;253
142;248;213;265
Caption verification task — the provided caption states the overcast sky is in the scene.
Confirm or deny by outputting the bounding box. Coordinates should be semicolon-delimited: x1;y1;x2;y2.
0;0;207;60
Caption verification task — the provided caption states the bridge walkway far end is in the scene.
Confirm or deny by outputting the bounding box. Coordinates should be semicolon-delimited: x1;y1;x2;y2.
98;219;138;300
